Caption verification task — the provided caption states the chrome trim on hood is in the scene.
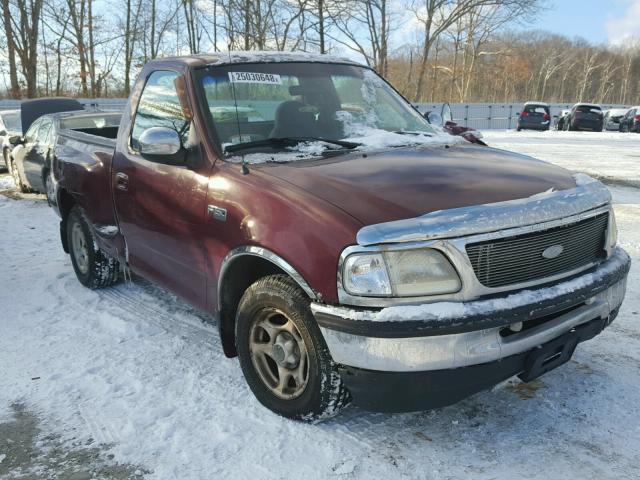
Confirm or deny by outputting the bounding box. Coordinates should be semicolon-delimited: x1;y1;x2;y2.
356;174;611;246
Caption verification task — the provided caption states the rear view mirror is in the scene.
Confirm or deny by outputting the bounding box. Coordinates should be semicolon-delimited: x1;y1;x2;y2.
138;127;185;166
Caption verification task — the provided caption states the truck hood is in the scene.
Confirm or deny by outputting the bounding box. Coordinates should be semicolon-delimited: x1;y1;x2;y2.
259;143;577;226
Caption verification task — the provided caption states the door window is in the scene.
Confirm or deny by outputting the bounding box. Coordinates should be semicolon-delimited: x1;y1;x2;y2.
25;118;41;142
131;70;190;153
37;119;53;144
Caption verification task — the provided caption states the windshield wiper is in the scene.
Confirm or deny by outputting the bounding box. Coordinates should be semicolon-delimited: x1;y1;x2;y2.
393;130;433;137
224;136;361;154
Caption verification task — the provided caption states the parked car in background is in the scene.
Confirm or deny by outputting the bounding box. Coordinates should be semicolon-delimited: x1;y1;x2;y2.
603;108;629;131
10;111;121;195
48;53;629;421
564;103;603;131
619;106;640;132
6;97;84;187
1;109;22;171
517;102;551;131
555;109;571;130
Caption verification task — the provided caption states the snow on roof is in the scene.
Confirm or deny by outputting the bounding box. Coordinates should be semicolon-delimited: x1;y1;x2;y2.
574;102;602;108
606;108;631;115
152;51;366;68
523;101;549;106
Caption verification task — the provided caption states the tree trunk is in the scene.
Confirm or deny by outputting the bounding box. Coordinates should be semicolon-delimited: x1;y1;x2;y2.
1;0;21;98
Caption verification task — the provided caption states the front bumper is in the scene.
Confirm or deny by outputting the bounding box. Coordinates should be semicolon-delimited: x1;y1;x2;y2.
313;248;630;411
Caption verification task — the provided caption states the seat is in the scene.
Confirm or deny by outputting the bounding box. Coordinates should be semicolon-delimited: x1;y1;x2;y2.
269;101;317;138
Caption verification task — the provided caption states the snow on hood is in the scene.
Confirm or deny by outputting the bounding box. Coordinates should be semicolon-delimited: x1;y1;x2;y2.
229;128;461;165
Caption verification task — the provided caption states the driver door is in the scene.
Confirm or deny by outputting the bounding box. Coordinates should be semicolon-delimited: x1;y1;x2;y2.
112;69;212;308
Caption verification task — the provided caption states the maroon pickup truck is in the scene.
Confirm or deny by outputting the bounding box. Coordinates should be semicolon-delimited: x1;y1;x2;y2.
50;52;630;421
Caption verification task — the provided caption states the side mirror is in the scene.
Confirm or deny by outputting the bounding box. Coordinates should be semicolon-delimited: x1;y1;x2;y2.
0;129;7;137
8;135;23;146
427;112;443;126
138;127;185;165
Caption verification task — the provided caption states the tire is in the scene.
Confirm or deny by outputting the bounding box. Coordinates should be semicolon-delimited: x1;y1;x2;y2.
10;158;29;193
66;206;120;289
235;274;350;421
2;148;9;172
44;169;56;206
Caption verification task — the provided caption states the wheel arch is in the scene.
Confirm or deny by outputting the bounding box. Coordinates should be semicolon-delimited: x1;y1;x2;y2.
217;246;318;358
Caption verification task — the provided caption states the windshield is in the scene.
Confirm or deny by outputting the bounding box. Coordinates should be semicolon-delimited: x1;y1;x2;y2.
197;62;442;161
524;105;549;114
1;111;22;132
60;113;121;130
576;105;601;114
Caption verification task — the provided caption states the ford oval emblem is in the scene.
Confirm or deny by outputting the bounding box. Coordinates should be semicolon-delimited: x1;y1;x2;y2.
542;244;564;259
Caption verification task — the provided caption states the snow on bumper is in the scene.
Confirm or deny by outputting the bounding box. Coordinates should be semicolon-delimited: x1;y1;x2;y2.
312;248;630;372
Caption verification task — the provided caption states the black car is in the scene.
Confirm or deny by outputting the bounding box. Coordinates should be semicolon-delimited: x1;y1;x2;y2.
10;111;121;195
0;109;22;171
517;102;551;131
564;103;603;131
619;106;640;132
555;109;570;130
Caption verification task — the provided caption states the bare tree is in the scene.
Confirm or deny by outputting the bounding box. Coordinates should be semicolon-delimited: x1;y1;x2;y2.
328;0;394;75
1;0;21;97
6;0;44;97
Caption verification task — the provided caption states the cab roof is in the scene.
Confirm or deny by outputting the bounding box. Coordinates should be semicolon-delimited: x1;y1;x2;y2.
144;51;366;69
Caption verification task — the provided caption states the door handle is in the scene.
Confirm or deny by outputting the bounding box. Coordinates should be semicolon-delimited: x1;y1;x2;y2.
115;172;129;191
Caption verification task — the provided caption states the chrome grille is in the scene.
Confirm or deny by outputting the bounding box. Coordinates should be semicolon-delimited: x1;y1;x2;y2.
466;213;608;288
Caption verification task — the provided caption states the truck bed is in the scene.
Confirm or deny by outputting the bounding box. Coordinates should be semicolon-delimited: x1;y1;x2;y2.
53;127;120;257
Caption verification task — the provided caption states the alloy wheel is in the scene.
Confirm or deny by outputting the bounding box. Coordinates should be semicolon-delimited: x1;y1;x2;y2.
71;222;90;274
249;308;309;400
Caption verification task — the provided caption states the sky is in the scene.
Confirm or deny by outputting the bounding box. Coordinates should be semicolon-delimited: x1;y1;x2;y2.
524;0;640;45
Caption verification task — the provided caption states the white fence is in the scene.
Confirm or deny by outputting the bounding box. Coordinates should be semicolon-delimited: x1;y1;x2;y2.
1;99;632;130
415;102;631;130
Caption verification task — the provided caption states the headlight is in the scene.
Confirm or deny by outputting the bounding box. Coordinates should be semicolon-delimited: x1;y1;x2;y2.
343;253;392;296
342;249;461;297
385;249;461;296
608;209;618;249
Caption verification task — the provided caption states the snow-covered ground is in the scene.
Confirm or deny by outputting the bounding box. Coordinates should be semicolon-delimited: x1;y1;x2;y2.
483;130;640;188
1;131;640;479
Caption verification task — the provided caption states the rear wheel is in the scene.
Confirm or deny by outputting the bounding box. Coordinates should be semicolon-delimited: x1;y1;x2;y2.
67;206;120;289
236;274;350;421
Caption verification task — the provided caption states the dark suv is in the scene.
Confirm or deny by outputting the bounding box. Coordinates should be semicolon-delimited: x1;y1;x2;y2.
517;102;550;131
565;103;603;132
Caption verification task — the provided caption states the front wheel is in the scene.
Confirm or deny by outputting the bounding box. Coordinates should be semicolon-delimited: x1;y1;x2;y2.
44;169;56;206
67;206;120;289
2;148;9;172
10;158;29;193
236;275;350;421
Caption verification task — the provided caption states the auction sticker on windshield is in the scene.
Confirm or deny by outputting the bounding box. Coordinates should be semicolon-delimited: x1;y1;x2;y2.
228;72;282;84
